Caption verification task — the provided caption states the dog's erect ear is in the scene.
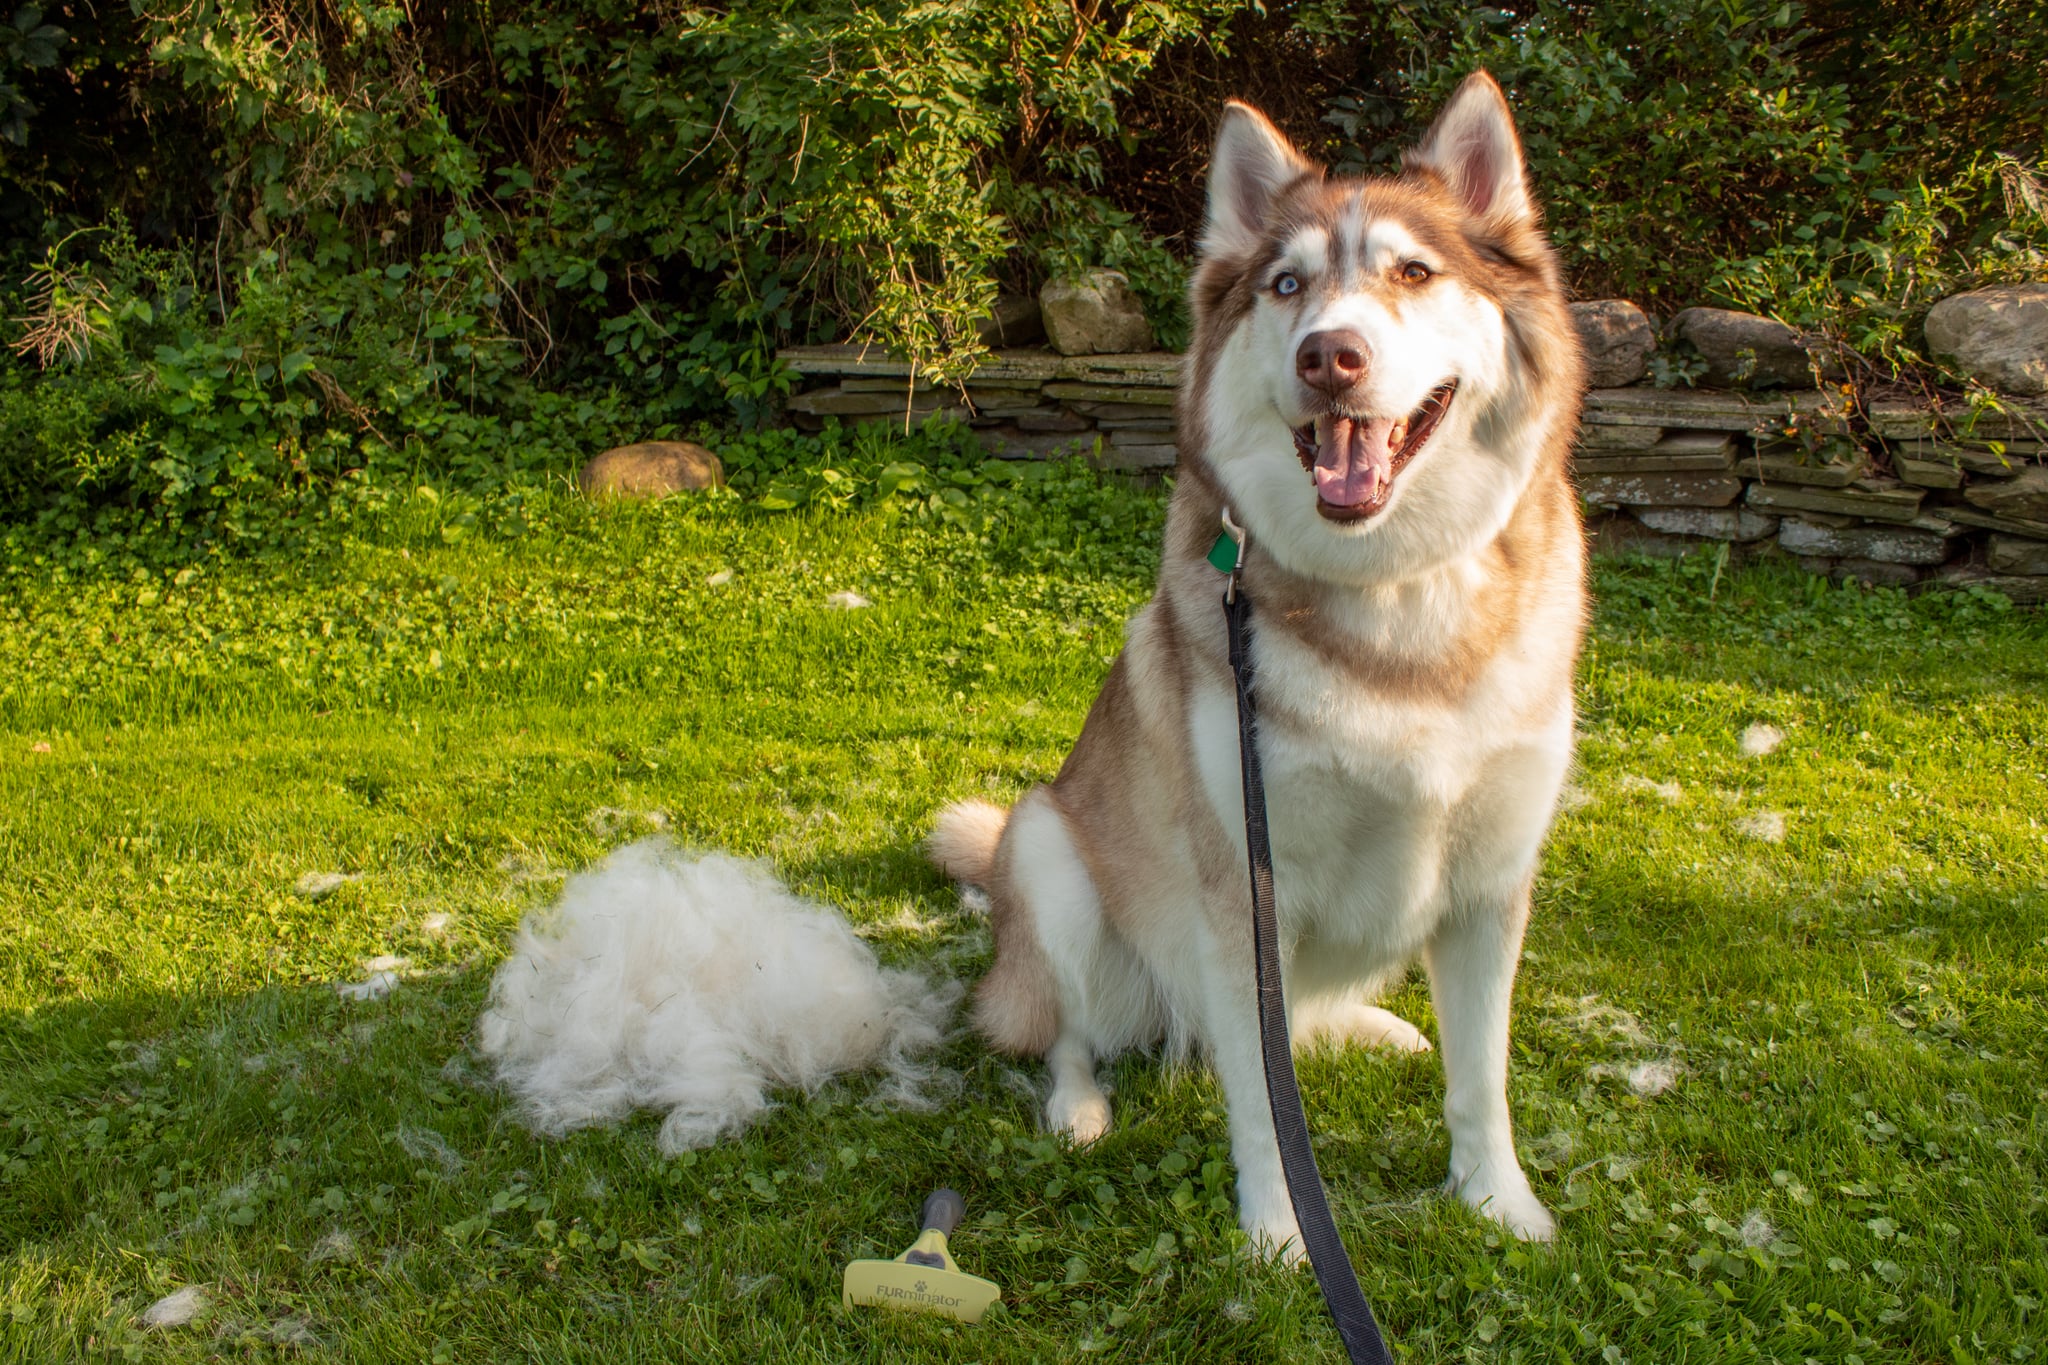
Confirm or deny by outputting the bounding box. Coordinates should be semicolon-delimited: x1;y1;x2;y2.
1204;102;1314;257
1406;71;1533;226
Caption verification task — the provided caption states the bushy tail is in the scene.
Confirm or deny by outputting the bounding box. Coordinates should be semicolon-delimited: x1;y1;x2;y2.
926;799;1009;887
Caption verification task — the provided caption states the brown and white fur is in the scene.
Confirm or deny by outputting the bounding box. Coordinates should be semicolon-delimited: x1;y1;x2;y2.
930;72;1587;1258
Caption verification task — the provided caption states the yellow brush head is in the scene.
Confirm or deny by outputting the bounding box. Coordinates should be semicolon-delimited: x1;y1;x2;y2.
841;1189;1001;1324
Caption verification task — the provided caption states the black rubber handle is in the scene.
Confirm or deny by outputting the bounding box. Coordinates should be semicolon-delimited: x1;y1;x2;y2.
919;1188;965;1236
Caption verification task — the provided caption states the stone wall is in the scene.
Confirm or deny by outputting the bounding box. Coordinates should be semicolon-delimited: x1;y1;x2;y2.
783;346;1183;471
1579;390;2045;601
778;339;2048;604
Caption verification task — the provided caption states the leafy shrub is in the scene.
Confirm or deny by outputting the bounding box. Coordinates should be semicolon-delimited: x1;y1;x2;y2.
1711;154;2048;380
4;0;1232;516
1412;0;2048;376
1110;0;2047;375
2;0;2045;524
112;0;1224;380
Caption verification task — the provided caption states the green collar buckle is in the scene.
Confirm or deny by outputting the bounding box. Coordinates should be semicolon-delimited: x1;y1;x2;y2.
1208;508;1246;575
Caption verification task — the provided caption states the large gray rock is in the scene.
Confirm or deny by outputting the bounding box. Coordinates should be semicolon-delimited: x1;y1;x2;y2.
1586;513;1701;559
1098;441;1177;472
1013;408;1092;433
1962;465;2048;521
789;387;954;416
1571;300;1655;387
1667;307;1825;389
1585;385;1845;430
1924;285;2048;396
1746;481;1923;523
1578;422;1665;451
578;441;724;499
1777;519;1954;565
1040;270;1155;357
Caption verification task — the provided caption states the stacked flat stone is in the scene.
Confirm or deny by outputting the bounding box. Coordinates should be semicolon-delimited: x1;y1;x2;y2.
1573;390;2048;598
782;345;1180;472
1866;400;2048;600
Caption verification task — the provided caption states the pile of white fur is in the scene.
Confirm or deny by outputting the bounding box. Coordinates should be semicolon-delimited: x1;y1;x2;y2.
476;839;958;1152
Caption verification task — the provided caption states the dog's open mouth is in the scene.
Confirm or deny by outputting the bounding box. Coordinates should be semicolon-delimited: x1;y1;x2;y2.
1291;381;1458;522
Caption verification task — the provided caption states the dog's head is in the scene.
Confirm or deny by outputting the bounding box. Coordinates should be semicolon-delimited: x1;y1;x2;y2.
1185;72;1581;584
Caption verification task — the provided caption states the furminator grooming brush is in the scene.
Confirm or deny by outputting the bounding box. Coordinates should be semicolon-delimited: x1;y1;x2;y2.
841;1188;1001;1324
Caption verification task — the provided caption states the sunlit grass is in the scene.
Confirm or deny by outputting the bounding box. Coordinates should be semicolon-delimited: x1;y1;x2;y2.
3;481;2044;1363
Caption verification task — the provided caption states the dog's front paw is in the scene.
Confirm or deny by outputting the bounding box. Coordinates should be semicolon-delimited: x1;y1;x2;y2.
1448;1165;1556;1242
1242;1209;1308;1266
1228;1195;1310;1268
1486;1188;1557;1242
1046;1087;1112;1146
1296;1001;1433;1053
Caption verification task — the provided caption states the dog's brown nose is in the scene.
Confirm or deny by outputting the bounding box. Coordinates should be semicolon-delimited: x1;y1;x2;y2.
1295;329;1370;395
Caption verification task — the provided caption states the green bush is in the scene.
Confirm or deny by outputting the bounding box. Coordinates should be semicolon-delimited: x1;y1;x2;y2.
1393;0;2048;372
1099;2;2045;371
1;0;2043;525
2;0;1235;518
115;0;1228;388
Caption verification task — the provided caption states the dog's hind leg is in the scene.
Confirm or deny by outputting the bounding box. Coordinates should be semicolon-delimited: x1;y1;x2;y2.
984;789;1118;1146
1294;997;1433;1053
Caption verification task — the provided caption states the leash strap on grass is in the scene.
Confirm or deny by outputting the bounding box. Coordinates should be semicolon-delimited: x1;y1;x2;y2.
1224;570;1396;1365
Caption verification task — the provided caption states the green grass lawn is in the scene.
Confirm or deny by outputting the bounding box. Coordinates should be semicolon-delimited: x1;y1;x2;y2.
3;472;2045;1363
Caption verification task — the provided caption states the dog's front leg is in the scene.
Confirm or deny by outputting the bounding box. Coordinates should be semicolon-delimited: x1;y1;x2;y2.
1425;891;1555;1241
1197;929;1306;1263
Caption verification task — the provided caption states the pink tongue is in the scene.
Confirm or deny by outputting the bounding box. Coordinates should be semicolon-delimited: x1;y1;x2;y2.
1313;415;1399;507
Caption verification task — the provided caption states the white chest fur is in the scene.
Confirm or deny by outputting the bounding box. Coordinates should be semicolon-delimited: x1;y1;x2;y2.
1186;559;1574;974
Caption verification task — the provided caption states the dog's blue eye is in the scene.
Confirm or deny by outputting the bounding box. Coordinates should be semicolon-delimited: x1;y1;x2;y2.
1273;272;1300;297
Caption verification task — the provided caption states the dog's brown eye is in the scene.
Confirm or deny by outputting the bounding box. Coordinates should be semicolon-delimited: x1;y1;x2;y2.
1402;261;1432;284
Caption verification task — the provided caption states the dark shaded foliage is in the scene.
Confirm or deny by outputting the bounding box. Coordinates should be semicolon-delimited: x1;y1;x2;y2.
0;0;2041;528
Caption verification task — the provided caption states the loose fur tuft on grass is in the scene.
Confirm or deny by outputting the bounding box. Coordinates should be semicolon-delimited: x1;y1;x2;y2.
476;839;959;1152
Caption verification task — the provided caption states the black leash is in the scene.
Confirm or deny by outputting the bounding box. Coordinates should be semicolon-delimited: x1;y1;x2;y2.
1214;513;1395;1365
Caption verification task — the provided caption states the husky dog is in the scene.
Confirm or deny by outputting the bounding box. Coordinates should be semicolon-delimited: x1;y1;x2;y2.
930;72;1586;1257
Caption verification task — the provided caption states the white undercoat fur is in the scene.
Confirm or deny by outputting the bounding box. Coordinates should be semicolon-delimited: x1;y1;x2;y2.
477;840;958;1152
